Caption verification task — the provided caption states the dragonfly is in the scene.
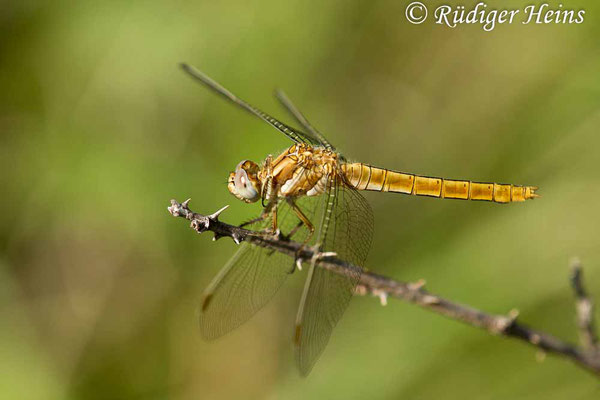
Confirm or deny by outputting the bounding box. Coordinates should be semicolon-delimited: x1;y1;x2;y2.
180;63;539;375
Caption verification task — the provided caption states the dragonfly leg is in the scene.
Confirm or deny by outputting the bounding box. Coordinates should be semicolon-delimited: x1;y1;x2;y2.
258;201;280;237
287;199;315;243
286;199;316;273
239;214;266;228
285;220;304;240
239;199;276;229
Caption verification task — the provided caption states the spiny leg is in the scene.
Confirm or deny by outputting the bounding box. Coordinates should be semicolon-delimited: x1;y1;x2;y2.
239;200;275;229
285;220;305;240
297;183;339;272
286;198;317;273
287;198;315;244
239;214;266;228
259;200;283;257
275;219;304;243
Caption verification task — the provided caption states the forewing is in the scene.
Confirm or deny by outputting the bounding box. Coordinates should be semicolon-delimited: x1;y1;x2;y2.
181;64;320;146
294;179;374;375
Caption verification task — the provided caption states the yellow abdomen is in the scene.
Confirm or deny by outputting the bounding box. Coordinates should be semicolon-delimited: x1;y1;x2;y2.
341;163;538;203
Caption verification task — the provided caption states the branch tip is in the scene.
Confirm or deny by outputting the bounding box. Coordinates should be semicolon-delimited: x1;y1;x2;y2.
168;199;182;217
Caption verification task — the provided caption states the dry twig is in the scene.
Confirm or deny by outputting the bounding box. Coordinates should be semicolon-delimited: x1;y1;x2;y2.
570;258;599;352
168;199;600;377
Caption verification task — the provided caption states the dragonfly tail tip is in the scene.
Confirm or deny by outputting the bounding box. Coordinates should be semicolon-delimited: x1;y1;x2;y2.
525;186;540;200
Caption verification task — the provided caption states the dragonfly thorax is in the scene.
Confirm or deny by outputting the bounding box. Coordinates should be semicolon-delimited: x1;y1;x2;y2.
228;144;340;204
265;144;339;199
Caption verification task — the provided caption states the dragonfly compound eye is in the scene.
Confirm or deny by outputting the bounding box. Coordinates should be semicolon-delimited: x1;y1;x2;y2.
228;160;260;203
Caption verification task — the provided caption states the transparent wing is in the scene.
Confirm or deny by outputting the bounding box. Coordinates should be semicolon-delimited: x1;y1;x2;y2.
274;89;335;151
181;63;320;146
199;199;315;339
199;241;290;339
294;177;374;375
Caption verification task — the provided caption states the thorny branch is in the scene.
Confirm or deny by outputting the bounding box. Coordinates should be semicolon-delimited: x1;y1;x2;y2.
168;199;600;377
571;258;599;352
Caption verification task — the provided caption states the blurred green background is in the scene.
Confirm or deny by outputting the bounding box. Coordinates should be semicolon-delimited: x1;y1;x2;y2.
2;0;600;398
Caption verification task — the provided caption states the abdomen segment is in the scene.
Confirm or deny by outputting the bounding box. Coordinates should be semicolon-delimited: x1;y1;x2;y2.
341;163;539;203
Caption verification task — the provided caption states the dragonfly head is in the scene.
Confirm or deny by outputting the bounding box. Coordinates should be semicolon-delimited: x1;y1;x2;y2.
228;160;261;203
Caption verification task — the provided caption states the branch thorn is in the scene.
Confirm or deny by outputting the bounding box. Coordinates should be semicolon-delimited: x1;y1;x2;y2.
374;290;388;306
536;350;547;363
408;279;426;291
421;295;440;305
209;205;230;221
231;232;243;245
